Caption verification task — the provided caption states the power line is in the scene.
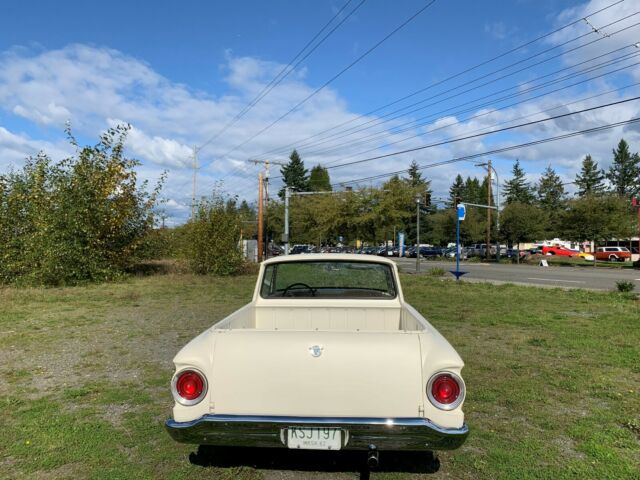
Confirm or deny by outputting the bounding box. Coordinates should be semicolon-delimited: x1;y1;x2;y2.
264;11;640;159
250;0;627;160
197;0;363;153
305;45;640;160
221;0;439;157
332;117;640;187
317;95;640;174
244;92;640;195
264;51;640;183
228;57;640;194
320;79;640;167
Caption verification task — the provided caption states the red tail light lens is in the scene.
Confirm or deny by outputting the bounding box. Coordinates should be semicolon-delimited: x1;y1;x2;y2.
427;372;464;410
172;369;207;405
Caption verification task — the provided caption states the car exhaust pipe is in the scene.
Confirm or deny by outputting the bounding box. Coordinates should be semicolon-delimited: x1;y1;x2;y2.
367;445;379;468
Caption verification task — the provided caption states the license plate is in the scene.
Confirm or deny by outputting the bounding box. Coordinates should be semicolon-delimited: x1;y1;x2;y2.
286;427;342;450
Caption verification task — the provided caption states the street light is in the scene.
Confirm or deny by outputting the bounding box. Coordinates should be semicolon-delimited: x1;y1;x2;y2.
416;194;421;273
476;161;501;262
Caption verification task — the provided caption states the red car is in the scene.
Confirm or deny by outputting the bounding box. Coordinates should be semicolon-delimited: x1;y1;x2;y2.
541;245;578;257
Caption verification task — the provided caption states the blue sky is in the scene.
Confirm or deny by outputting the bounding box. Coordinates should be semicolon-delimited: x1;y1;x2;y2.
2;0;639;224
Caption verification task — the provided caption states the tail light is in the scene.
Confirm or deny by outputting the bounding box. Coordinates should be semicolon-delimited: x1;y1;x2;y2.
427;372;465;410
172;369;207;406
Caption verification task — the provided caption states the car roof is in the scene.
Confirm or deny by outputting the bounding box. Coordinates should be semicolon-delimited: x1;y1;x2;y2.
262;253;396;266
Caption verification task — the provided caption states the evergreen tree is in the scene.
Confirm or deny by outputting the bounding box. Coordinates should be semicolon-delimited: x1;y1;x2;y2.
479;176;495;207
607;139;640;196
537;165;566;210
464;177;482;204
405;160;432;204
575;154;606;196
278;149;309;198
503;159;534;204
537;165;566;236
448;174;465;207
406;160;424;187
308;165;332;192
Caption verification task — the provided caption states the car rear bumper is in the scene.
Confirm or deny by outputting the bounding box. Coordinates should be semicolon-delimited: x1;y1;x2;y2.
165;414;468;451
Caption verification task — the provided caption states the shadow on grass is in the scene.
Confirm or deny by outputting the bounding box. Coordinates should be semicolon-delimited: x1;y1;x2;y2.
189;445;440;479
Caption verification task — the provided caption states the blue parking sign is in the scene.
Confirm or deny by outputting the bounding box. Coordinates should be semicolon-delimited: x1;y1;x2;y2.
457;203;466;221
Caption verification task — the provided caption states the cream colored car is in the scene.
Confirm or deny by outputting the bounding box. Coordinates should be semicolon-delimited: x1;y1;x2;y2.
165;254;468;462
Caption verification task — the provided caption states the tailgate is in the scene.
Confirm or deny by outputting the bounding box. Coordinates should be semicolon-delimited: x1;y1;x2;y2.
210;331;424;418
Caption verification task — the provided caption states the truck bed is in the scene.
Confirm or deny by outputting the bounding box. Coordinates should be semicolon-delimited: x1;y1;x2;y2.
213;302;428;332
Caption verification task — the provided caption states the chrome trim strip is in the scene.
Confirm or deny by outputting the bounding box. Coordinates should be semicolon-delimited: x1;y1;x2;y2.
165;414;469;451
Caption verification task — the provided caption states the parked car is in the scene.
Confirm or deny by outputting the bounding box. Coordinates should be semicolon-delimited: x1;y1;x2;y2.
165;254;468;461
541;245;578;257
577;252;595;261
442;246;466;259
290;244;314;255
594;246;631;262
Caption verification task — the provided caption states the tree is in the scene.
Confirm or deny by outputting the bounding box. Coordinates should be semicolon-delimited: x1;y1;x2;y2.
607;139;640;196
278;149;309;198
308;165;332;192
464;177;482;204
503;159;535;204
537;166;566;210
406;160;425;188
537;165;566;237
448;174;465;207
500;202;545;251
0;125;162;285
575;154;606;196
561;194;634;248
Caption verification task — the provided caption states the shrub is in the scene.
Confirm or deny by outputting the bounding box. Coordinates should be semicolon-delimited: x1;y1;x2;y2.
182;196;244;276
0;125;162;285
616;280;635;293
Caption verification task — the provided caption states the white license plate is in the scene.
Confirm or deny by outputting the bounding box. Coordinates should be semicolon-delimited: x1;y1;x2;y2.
286;427;342;450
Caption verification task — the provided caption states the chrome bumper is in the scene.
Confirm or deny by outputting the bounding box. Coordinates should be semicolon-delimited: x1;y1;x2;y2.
165;415;468;451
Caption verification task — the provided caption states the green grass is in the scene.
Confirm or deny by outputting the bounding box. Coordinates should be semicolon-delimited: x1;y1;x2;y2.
1;274;638;479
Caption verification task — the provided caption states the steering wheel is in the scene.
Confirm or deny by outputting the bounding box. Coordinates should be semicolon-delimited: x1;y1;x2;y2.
282;282;316;297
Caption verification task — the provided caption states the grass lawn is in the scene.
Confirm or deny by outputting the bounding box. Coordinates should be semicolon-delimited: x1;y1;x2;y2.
0;274;638;479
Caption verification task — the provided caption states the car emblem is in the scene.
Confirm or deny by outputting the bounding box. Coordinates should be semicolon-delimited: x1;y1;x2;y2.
309;345;323;357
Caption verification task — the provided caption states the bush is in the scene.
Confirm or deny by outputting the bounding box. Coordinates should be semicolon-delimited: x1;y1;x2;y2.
182;196;244;276
616;280;635;293
0;125;162;285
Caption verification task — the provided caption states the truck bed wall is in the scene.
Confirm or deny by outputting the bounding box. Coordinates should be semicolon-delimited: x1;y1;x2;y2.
214;303;426;332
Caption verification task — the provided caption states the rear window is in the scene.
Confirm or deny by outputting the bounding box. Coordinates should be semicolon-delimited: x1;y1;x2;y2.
260;261;397;299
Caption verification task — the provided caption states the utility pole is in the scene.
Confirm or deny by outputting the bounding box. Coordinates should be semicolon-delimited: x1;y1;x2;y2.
476;160;500;262
191;145;198;219
416;194;421;273
257;172;264;262
486;158;492;261
248;159;287;261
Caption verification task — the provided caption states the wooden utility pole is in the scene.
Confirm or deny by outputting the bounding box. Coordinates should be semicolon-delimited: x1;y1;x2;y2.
257;173;264;262
486;158;492;261
248;159;287;261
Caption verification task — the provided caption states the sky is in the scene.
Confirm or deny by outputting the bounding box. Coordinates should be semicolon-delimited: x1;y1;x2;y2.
1;0;640;224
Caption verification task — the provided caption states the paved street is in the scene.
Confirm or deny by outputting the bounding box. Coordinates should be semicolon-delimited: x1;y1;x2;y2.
394;258;640;291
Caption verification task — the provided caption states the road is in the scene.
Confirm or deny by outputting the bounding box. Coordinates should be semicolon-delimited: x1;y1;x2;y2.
394;258;640;291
